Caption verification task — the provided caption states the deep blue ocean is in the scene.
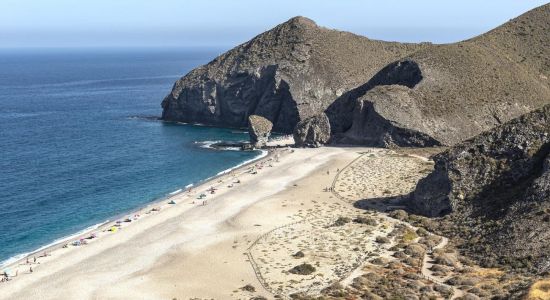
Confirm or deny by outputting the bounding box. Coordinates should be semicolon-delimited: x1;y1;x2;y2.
0;48;261;266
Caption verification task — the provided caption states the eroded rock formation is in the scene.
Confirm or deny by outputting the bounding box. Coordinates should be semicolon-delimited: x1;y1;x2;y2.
162;5;550;147
248;115;273;148
161;16;425;135
293;113;331;147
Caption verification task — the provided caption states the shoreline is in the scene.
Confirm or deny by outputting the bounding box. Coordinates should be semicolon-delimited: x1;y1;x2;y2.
0;146;466;300
0;148;272;272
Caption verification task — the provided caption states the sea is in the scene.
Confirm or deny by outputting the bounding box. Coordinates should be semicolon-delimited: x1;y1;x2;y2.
0;48;263;267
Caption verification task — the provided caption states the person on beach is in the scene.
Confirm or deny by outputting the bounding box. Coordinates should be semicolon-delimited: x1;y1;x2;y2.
33;256;36;263
29;267;33;273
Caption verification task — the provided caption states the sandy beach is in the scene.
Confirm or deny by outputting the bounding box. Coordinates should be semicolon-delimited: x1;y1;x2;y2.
0;146;346;299
1;145;468;299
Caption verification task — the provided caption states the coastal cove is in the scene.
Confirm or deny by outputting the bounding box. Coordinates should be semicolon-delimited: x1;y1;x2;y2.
0;48;263;268
1;2;549;298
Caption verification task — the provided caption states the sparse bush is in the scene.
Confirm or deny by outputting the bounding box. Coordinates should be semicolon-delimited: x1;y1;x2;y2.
434;253;457;267
376;236;390;244
404;244;426;258
289;263;316;275
353;216;377;226
389;209;408;221
370;257;387;265
434;284;453;296
332;216;351;226
393;251;407;259
416;227;429;237
241;284;256;292
292;251;305;258
402;229;418;242
403;256;421;267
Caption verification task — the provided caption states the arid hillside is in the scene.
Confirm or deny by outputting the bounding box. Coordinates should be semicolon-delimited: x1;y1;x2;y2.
162;4;550;147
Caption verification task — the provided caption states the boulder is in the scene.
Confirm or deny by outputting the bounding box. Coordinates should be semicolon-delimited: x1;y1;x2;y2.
248;115;273;148
293;113;331;147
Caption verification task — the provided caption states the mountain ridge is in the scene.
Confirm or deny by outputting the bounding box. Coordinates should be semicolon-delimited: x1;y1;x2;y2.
161;3;550;147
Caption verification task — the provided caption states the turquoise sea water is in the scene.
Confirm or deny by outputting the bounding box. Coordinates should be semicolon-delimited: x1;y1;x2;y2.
0;48;260;266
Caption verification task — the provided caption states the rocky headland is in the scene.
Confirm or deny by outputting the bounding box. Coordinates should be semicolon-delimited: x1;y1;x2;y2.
162;4;549;148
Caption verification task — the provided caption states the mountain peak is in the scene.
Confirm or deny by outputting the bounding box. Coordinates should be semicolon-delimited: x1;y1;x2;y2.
283;16;317;28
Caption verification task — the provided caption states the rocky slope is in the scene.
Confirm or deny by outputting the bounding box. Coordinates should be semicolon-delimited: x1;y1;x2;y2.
334;3;550;146
410;104;550;274
162;4;550;147
161;16;422;134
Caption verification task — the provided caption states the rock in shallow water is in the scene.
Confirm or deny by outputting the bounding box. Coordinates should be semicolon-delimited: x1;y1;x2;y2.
248;115;273;148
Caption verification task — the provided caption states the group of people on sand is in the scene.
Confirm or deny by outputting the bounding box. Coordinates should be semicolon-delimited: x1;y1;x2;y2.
1;251;52;283
1;153;281;285
187;156;274;207
322;169;339;192
1;271;12;282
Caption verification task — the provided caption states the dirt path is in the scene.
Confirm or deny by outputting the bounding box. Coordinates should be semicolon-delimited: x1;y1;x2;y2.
421;236;465;299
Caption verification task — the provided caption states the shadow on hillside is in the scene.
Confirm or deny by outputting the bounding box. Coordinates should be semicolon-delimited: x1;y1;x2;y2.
352;192;414;214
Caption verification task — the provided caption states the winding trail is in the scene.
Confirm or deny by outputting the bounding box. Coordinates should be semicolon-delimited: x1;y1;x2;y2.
421;236;465;299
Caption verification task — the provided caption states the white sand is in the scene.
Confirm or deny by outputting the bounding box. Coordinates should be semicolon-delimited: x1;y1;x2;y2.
0;147;350;299
0;146;436;299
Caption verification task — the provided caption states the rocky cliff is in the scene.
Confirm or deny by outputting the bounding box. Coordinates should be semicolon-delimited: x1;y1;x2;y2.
293;113;331;147
162;4;550;147
410;104;550;273
161;16;421;134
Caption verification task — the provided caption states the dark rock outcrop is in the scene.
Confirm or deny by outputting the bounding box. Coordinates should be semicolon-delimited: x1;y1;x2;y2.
162;4;550;147
248;115;273;148
336;85;442;147
411;105;550;217
293;113;331;147
410;104;550;273
161;16;421;135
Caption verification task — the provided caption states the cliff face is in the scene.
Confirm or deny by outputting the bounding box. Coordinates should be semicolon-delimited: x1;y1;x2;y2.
161;16;421;134
410;104;550;273
162;4;550;147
